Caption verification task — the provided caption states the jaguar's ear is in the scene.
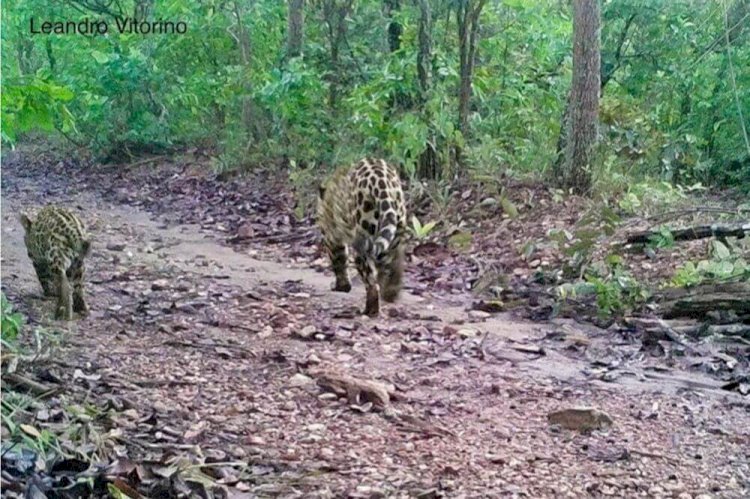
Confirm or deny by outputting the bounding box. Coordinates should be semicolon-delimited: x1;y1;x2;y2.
318;184;326;199
19;213;32;232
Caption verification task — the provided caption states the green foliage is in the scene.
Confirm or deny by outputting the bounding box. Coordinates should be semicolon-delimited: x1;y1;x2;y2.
647;226;676;249
586;265;650;318
0;0;747;191
671;240;750;287
556;255;650;318
410;215;438;239
1;293;24;346
1;77;75;144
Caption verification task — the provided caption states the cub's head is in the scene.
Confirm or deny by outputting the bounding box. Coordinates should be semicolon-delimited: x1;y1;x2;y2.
19;213;34;253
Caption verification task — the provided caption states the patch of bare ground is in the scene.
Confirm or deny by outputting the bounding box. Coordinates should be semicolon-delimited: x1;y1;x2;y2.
2;145;748;497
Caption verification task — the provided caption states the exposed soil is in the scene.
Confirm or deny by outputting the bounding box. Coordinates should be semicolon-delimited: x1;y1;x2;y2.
1;146;748;498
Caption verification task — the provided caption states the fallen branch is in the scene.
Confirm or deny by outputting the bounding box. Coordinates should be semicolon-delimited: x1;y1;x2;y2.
626;222;750;245
656;282;750;320
628;448;680;464
3;373;58;396
625;317;701;354
124;156;166;170
647;207;749;224
704;323;750;339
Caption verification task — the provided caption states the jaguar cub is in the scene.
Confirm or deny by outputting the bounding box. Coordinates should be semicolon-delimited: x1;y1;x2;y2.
316;158;407;316
20;206;91;321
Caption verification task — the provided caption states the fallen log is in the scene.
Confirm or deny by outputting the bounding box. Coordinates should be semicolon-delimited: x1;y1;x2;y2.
626;223;750;245
656;282;750;320
704;323;750;339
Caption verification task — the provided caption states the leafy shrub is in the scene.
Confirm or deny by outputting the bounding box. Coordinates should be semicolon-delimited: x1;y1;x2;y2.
672;240;750;287
1;293;23;346
1;77;75;144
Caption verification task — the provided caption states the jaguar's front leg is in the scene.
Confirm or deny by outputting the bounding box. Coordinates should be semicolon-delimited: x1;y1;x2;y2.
329;244;352;293
54;269;73;321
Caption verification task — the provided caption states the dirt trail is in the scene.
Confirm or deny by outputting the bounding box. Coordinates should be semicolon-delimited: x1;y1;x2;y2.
2;174;729;396
2;154;749;498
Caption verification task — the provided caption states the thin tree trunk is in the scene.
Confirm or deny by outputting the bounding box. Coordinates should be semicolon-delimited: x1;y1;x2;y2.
385;0;407;109
456;0;486;139
323;0;353;110
554;0;600;195
416;0;437;179
232;0;256;139
286;0;304;59
723;2;750;156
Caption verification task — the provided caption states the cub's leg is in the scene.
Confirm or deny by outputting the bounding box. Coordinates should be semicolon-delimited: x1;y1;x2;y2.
54;269;73;321
33;262;55;297
328;244;352;292
70;259;88;315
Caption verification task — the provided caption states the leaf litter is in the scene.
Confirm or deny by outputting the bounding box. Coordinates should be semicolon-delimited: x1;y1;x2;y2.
0;145;748;497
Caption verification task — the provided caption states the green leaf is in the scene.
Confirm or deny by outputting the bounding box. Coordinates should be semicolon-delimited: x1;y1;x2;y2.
712;240;730;260
91;51;110;64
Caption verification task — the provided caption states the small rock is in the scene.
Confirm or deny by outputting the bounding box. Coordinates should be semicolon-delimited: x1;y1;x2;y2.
258;325;273;338
307;354;321;364
237;223;254;239
300;434;323;444
353;485;385;499
204;448;227;462
547;407;613;432
415;489;439;499
486;453;506;464
151;279;169;291
246;435;265;446
295;325;316;339
458;328;480;338
289;373;314;387
468;310;491;320
480;197;498;207
106;242;126;251
443;325;458;335
529;259;541;268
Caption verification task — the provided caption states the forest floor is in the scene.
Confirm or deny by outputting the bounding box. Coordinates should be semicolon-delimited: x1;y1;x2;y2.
1;145;749;498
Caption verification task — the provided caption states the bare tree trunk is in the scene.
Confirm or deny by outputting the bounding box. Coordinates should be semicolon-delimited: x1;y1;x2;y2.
456;0;486;139
385;0;408;109
231;0;257;140
554;0;600;195
416;0;431;98
416;0;437;179
323;0;353;110
286;0;304;59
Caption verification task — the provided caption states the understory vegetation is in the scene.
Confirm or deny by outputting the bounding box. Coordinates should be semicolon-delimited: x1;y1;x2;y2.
2;0;749;190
